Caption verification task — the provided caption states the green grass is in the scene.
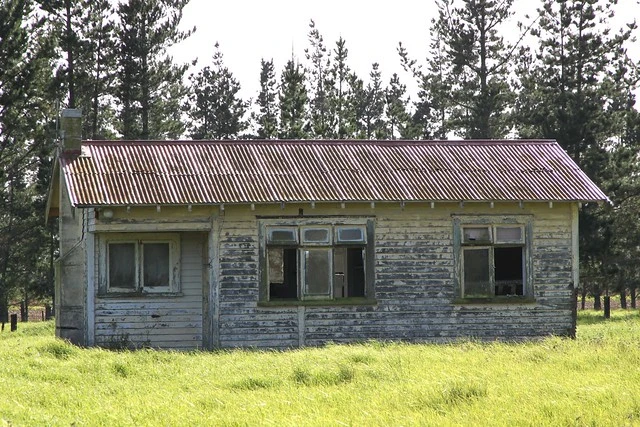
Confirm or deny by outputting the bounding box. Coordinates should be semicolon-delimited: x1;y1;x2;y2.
2;311;640;426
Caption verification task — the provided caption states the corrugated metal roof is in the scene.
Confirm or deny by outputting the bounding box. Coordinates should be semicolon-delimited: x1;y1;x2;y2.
60;139;608;206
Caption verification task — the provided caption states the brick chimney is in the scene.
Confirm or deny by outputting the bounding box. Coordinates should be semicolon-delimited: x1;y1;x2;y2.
60;109;82;158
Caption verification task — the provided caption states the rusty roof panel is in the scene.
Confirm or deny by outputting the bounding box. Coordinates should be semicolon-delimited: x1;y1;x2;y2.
60;140;608;206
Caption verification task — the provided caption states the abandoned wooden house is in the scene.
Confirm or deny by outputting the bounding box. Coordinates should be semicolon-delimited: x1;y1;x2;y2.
47;109;607;349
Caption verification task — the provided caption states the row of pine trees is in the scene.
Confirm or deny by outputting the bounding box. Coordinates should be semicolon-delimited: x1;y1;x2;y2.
1;0;640;316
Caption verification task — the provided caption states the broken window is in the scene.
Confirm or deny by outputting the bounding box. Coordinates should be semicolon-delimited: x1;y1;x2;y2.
265;223;370;301
494;246;524;296
268;247;297;299
104;234;179;294
460;224;526;298
332;247;366;298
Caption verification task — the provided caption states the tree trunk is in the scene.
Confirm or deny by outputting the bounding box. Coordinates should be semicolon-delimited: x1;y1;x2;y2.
631;287;637;309
593;292;602;310
581;287;587;310
0;294;7;330
620;289;627;309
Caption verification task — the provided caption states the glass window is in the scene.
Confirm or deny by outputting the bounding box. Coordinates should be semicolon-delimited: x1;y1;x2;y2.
268;228;298;244
263;222;371;302
463;248;491;297
304;249;332;297
302;228;330;244
104;234;179;294
143;243;170;288
463;227;491;243
271;230;298;243
336;226;366;243
458;221;527;299
108;243;136;290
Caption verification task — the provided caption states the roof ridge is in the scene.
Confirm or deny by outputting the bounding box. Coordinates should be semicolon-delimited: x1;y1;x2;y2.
81;139;558;146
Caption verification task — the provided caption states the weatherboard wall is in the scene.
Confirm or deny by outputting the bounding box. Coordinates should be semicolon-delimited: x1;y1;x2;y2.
92;231;206;349
213;202;576;349
74;201;577;349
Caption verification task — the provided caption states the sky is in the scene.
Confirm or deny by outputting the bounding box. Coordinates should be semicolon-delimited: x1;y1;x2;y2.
169;0;640;102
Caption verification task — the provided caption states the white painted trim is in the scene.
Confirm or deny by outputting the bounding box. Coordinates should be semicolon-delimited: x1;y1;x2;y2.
90;221;211;232
86;223;95;346
571;203;579;288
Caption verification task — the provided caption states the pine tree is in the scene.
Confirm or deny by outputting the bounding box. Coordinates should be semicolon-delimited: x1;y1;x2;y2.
351;63;386;139
592;59;640;307
434;0;515;138
330;37;355;139
515;0;637;302
115;0;193;140
515;0;631;170
252;59;279;139
385;73;415;139
81;0;117;139
186;43;247;140
279;59;308;139
0;0;56;321
44;0;117;139
304;20;334;138
398;18;452;139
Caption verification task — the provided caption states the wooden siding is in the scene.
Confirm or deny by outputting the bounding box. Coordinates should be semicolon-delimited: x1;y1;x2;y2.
215;202;576;348
93;232;205;349
86;201;578;349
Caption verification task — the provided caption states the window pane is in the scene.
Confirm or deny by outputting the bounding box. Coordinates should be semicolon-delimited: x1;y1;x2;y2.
463;248;491;297
268;228;297;244
495;247;524;295
496;227;522;243
303;228;330;243
109;243;136;289
337;227;365;243
463;227;491;243
304;249;331;296
268;248;297;299
143;243;170;288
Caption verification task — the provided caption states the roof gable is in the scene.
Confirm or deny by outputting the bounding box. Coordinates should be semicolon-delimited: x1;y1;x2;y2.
59;139;608;206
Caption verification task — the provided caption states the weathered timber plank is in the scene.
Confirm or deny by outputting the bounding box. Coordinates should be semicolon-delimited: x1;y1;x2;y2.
96;322;202;331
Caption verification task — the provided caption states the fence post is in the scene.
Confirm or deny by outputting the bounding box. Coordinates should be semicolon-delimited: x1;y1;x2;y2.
10;314;17;332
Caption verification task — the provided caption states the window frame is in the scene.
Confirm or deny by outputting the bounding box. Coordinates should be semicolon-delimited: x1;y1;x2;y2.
453;216;533;302
260;219;375;305
100;233;181;296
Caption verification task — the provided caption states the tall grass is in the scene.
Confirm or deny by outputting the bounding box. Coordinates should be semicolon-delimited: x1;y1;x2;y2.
1;311;639;426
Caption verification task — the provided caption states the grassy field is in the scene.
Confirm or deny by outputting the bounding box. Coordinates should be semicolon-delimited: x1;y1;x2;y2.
1;311;639;426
